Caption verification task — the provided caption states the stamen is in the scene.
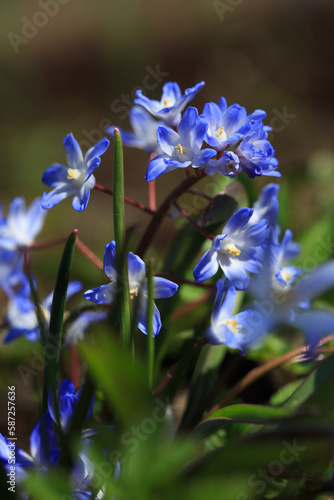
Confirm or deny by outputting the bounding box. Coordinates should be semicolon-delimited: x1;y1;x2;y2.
226;243;241;256
175;144;185;155
130;289;138;300
215;126;227;142
163;97;172;107
281;270;293;284
224;318;242;333
67;168;81;181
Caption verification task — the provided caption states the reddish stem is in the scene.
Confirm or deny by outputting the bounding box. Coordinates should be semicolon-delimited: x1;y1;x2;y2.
173;201;214;240
136;170;206;258
148;180;157;212
94;183;155;216
203;334;334;420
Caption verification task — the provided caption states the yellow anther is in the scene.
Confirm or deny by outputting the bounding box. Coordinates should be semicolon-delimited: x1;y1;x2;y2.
130;289;138;300
226;243;241;256
67;168;81;181
163;97;172;107
215;126;227;141
281;271;293;284
175;144;185;155
225;318;242;333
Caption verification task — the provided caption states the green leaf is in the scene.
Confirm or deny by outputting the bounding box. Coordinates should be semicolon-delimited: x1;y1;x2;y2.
79;327;150;426
113;128;132;347
146;259;155;390
197;194;238;227
43;230;77;445
283;352;334;418
194;404;292;437
24;469;72;500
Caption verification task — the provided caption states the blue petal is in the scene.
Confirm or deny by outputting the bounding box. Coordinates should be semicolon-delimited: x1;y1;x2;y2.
145;155;176;181
295;309;334;347
84;283;115;304
157;126;179;155
41;185;77;209
26;197;47;238
242;220;268;246
192;147;217;168
193;247;219;282
63;133;84;169
153;277;178;298
72;184;91;212
136;299;161;336
85;137;110;169
127;252;146;289
42;164;69;187
104;241;117;280
224;208;253;234
221;286;237;318
177;107;199;144
294;261;334;305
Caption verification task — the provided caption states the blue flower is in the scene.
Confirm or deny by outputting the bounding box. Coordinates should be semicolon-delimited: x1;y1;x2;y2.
65;310;108;345
84;241;178;336
206;281;252;349
205;151;241;177
3;281;82;343
245;243;334;349
134;81;205;127
0;433;34;482
48;379;95;432
235;121;280;178
145;107;216;181
0;249;26;295
30;411;60;467
0;197;46;251
201;98;262;152
248;183;280;226
106;106;163;155
41;133;110;212
193;208;268;289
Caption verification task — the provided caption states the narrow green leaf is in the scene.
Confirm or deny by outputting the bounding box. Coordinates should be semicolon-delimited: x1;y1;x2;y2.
45;230;78;385
147;259;155;390
194;404;292;437
113;128;132;347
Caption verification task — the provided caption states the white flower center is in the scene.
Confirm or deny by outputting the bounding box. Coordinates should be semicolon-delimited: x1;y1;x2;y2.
214;126;227;142
67;168;85;186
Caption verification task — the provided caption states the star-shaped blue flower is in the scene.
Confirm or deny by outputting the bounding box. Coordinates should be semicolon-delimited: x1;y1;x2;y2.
0;197;46;250
84;241;178;336
193;208;268;289
134;81;205;127
206;281;252;349
145;107;216;182
106;106;163;156
41;133;110;212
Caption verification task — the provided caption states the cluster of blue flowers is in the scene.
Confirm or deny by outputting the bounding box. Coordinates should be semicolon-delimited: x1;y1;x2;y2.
1;78;334;499
108;81;280;181
0;380;114;499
